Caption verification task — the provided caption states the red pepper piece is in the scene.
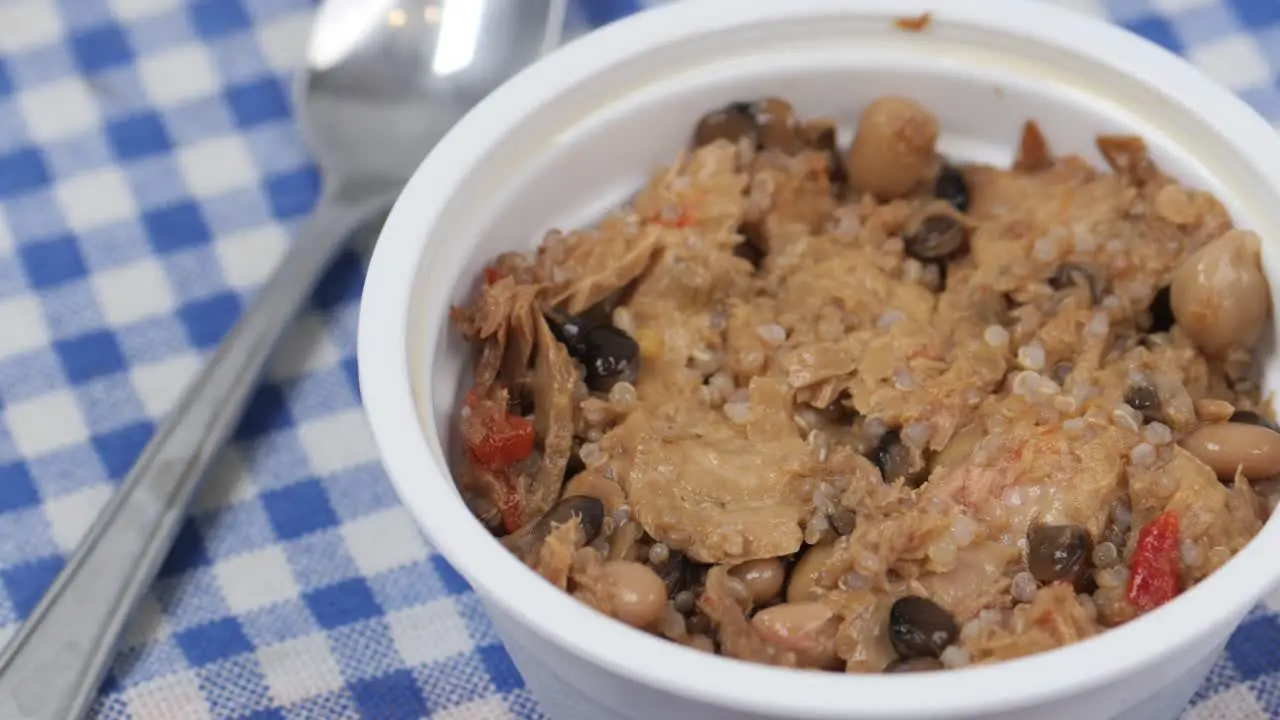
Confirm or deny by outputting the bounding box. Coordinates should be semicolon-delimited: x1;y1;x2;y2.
470;411;535;471
483;266;500;285
1127;510;1181;612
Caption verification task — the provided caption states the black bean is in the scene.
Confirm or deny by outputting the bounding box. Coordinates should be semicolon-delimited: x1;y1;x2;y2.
1148;285;1174;333
889;596;958;659
547;311;640;393
734;220;766;270
1124;383;1162;423
905;215;968;261
693;102;757;147
546;310;642;392
1049;264;1100;304
544;310;590;348
1026;524;1092;588
1229;409;1280;433
873;430;916;485
884;657;944;673
533;495;605;545
933;163;969;213
577;325;640;393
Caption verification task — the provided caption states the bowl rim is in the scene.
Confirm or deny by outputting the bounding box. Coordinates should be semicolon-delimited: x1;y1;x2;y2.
358;0;1280;716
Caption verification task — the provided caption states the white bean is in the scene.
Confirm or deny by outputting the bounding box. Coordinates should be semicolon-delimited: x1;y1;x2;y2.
846;97;939;200
1170;230;1270;356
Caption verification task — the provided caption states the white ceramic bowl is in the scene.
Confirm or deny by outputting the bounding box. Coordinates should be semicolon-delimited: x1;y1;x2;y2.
358;1;1280;718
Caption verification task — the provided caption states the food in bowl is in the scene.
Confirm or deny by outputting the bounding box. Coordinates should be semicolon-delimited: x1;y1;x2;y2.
449;94;1276;673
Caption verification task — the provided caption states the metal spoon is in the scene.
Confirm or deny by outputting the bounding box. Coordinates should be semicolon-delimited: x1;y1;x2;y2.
0;1;566;717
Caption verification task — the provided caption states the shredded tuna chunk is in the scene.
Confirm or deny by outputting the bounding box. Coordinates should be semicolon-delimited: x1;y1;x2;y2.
534;517;584;589
962;583;1100;663
524;315;580;526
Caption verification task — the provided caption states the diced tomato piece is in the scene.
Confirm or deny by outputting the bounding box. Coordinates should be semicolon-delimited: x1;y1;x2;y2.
483;266;500;285
1127;510;1181;612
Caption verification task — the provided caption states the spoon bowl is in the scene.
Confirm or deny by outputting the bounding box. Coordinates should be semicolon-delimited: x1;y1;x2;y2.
301;0;566;189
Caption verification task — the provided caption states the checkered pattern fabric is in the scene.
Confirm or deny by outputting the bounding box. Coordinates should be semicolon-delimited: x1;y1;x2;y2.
0;0;1277;718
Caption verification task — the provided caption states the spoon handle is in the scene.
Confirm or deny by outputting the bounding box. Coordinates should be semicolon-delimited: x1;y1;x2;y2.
0;191;387;720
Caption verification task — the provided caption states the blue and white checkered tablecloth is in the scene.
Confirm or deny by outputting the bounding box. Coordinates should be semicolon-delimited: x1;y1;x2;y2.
1;0;1279;718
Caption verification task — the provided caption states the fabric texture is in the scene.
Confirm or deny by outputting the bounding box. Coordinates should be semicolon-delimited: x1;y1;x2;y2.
0;0;1277;717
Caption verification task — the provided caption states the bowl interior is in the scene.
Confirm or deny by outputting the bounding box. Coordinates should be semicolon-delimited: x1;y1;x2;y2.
416;25;1280;461
371;3;1280;717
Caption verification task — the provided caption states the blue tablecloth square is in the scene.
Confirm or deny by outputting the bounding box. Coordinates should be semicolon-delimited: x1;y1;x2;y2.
142;200;212;254
262;479;338;540
88;415;148;478
54;329;127;382
1121;15;1184;53
1226;612;1280;681
69;24;135;75
478;645;525;695
0;463;40;514
176;617;255;667
233;384;293;441
263;165;320;220
225;77;292;129
304;577;382;629
350;669;430;720
0;147;52;198
1;554;64;617
191;0;255;40
179;292;242;349
106;111;172;161
18;234;85;288
310;250;365;311
1226;0;1280;27
157;520;214;578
